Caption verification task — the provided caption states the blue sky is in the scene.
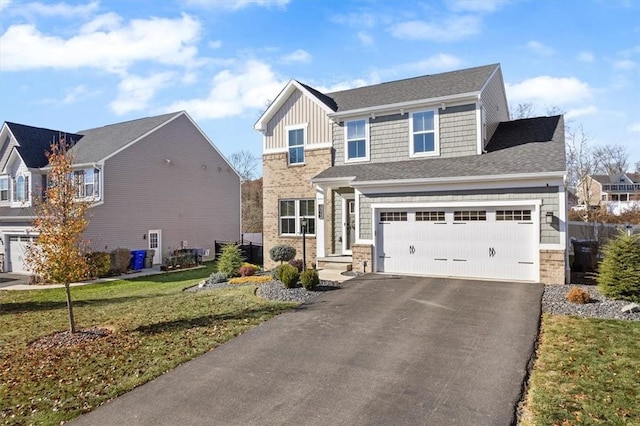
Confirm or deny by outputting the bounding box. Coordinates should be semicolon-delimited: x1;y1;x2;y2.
1;0;639;176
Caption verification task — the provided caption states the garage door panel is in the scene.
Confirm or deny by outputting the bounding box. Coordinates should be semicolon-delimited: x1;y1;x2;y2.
376;207;538;282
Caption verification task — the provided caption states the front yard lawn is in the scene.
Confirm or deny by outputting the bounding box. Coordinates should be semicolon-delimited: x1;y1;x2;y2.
0;263;296;425
521;314;640;425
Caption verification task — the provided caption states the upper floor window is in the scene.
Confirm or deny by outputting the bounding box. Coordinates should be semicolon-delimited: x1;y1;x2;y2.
74;168;100;199
14;175;29;202
345;119;369;162
288;127;305;165
410;110;438;157
0;176;8;201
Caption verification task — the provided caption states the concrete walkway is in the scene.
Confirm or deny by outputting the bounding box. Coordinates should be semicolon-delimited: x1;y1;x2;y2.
73;275;543;426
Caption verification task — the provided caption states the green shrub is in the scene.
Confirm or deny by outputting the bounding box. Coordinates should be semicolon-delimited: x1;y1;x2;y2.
217;243;245;278
208;272;227;284
597;232;640;302
110;248;131;274
300;269;319;291
279;263;299;288
86;251;111;278
269;244;296;264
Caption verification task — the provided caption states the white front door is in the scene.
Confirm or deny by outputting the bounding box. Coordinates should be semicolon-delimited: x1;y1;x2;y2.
148;230;162;265
342;196;355;255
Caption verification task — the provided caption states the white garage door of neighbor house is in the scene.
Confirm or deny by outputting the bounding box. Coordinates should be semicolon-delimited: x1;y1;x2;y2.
376;208;538;281
8;235;35;274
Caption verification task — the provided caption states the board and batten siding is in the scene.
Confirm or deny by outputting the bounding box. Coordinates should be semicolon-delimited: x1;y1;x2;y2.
358;186;561;244
334;104;478;165
84;114;240;257
480;68;509;147
264;90;332;151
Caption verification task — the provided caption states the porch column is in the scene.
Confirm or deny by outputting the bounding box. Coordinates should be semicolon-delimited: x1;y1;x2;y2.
315;184;326;261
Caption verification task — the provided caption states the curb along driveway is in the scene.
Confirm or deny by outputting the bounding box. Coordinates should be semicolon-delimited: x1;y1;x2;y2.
73;275;543;426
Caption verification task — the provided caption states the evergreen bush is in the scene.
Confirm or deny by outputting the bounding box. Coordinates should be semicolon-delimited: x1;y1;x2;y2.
300;269;319;290
86;251;111;278
279;263;299;288
217;243;245;278
269;244;296;264
596;232;640;302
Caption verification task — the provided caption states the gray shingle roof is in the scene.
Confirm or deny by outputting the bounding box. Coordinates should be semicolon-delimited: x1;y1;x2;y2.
70;111;181;163
324;64;499;112
313;116;565;183
5;122;84;168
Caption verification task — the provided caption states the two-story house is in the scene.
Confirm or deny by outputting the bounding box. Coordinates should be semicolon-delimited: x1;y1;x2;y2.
255;64;568;284
0;111;241;274
576;173;640;214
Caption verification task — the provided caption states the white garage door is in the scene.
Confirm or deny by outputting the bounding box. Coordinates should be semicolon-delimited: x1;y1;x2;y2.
376;208;538;281
8;235;35;274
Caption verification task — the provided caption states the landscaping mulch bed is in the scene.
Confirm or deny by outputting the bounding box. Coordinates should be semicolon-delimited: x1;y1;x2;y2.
29;327;112;350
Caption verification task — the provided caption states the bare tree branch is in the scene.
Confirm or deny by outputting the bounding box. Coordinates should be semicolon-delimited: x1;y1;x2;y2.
593;144;629;175
229;150;259;181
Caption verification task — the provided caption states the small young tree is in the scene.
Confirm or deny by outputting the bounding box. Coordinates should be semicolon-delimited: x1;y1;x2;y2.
26;137;90;333
596;232;640;302
217;243;245;278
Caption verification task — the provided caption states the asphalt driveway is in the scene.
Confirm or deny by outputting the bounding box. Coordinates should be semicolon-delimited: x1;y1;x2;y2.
73;275;543;426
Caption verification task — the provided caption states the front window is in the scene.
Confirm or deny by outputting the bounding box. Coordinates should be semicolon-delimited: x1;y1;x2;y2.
288;128;305;165
14;175;29;202
74;168;100;199
410;110;438;156
345;119;368;161
279;199;315;235
0;177;8;201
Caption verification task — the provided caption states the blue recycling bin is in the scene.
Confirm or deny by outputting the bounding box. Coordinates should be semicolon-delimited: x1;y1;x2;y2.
130;250;146;271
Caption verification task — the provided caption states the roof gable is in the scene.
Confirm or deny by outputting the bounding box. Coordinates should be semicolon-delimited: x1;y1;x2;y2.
4;122;83;168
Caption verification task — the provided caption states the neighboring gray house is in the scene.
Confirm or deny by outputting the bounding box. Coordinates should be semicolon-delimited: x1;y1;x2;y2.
0;111;241;274
256;63;569;284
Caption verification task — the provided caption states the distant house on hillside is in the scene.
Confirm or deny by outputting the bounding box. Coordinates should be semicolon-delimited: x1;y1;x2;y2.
576;173;640;214
0;111;240;274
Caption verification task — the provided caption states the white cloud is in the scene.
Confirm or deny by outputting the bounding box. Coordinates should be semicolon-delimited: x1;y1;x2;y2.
389;15;481;42
331;12;377;28
0;0;13;11
208;40;223;49
388;54;463;75
577;51;595;63
163;60;286;120
0;13;202;72
565;105;599;120
506;76;592;106
526;40;554;56
448;0;509;13
110;72;175;115
357;31;374;46
613;59;637;70
16;1;99;17
183;0;289;10
628;122;640;133
281;49;311;64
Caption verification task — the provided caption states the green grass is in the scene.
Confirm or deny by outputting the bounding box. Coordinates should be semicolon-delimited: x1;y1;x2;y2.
0;262;296;425
521;314;640;426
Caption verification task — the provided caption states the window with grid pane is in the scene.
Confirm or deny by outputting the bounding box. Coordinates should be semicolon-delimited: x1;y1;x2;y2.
279;199;315;235
454;211;486;221
416;211;445;221
346;119;367;161
411;110;437;156
496;210;532;221
380;212;407;222
288;128;304;164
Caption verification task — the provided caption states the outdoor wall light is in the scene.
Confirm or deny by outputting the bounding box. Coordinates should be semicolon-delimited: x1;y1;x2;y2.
165;159;171;164
545;211;554;223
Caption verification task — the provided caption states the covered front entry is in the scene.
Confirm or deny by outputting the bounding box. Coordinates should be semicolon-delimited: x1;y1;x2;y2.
7;235;35;274
376;206;538;281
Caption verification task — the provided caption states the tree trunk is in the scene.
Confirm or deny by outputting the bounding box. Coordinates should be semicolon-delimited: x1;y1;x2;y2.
65;283;76;333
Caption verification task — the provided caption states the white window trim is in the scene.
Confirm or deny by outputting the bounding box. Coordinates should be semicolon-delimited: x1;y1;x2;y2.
11;173;30;206
409;109;440;158
285;123;308;166
344;118;370;163
0;175;9;203
73;167;101;201
279;198;316;236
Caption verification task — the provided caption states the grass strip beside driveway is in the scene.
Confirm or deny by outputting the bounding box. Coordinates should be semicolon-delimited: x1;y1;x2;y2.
0;264;296;425
521;314;640;425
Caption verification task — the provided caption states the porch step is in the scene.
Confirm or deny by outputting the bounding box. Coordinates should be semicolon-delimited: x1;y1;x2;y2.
317;257;352;271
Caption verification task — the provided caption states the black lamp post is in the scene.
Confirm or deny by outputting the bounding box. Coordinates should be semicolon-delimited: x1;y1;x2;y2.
300;217;307;271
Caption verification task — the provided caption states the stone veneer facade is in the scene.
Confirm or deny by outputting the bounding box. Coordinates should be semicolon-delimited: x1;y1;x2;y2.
262;148;332;270
540;250;567;285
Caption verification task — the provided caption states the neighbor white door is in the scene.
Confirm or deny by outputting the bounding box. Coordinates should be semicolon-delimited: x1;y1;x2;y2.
8;235;35;274
148;230;161;264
